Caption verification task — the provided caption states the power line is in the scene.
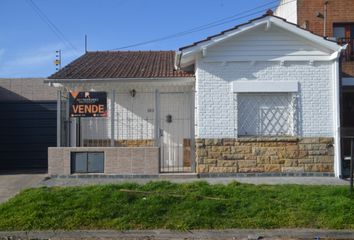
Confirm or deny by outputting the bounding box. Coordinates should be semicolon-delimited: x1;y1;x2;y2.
27;0;80;55
26;0;80;56
111;0;295;50
111;0;280;50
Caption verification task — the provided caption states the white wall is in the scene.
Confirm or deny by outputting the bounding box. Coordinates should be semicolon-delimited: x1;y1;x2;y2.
275;0;298;24
194;22;335;139
205;25;330;61
196;60;334;138
79;84;193;142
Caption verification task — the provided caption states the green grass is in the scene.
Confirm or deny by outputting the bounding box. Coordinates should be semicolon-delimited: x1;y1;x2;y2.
0;181;353;230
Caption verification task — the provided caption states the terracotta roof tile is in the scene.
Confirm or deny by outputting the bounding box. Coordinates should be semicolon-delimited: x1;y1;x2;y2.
48;51;194;79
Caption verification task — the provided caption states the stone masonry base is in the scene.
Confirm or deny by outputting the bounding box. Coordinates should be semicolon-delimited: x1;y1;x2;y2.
196;137;334;174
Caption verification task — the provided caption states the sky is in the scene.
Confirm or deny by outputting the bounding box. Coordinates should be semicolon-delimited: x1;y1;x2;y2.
0;0;281;78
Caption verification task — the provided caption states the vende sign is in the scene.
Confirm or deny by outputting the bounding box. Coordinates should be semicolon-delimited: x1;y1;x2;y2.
69;91;107;117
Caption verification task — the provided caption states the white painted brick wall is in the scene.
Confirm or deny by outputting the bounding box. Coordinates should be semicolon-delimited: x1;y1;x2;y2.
196;60;334;138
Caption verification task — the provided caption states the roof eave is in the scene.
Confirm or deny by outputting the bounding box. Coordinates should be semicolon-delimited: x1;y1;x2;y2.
179;15;343;64
180;16;269;56
45;76;195;84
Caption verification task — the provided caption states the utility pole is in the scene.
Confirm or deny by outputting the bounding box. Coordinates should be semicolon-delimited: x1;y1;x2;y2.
324;0;329;37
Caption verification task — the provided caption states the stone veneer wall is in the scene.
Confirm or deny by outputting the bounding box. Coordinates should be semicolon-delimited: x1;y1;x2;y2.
196;137;334;173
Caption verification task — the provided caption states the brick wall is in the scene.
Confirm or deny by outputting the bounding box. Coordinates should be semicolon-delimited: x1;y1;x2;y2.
48;147;159;176
196;137;334;174
276;0;354;76
297;0;354;37
196;61;334;138
342;61;354;77
296;0;354;77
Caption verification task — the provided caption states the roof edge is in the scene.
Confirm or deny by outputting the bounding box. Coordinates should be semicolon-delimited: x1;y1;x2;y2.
178;14;341;52
45;76;196;84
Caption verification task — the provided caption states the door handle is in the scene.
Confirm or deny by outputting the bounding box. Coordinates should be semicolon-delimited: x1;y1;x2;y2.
159;129;164;137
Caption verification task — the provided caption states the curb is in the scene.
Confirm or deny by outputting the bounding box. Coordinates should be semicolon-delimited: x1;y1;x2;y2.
49;172;335;179
1;229;354;239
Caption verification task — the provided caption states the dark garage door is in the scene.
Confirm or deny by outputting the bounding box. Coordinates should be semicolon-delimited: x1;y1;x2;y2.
0;101;56;171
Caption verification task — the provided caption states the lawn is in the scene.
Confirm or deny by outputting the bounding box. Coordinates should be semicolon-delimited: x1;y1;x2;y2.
0;181;353;230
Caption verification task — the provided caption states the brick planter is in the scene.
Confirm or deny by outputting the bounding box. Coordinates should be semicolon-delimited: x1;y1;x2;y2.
196;137;334;174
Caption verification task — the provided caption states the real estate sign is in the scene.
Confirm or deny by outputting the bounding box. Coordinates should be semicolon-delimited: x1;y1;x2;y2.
69;91;107;117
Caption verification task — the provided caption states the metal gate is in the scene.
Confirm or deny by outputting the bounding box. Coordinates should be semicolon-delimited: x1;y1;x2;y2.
57;90;71;147
159;92;194;173
57;89;195;173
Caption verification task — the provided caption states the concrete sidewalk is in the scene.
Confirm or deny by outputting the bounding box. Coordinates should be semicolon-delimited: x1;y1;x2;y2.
0;174;46;203
1;229;354;240
39;176;349;187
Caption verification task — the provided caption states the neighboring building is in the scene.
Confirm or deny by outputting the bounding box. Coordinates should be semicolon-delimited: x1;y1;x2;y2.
276;0;354;177
0;78;57;172
46;13;345;178
275;0;354;76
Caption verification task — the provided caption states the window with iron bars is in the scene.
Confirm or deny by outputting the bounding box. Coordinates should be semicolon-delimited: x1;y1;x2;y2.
237;93;297;137
333;23;354;61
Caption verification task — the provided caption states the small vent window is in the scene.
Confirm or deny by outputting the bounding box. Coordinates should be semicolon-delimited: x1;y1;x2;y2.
71;152;104;173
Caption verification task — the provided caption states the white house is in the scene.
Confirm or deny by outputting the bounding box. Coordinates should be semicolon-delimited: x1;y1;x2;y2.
46;13;345;178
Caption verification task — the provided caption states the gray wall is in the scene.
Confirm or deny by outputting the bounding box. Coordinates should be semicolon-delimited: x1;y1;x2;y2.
0;78;57;101
48;147;160;176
